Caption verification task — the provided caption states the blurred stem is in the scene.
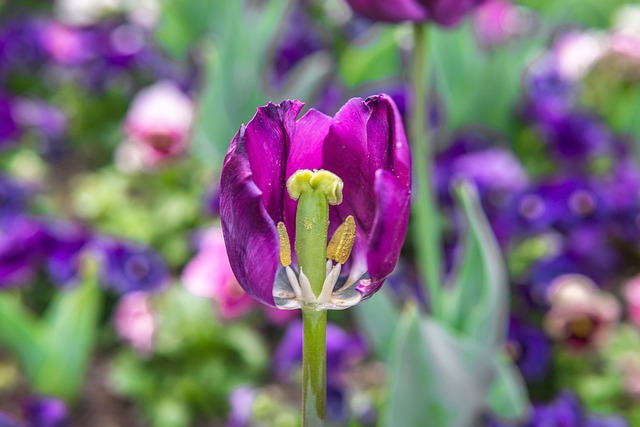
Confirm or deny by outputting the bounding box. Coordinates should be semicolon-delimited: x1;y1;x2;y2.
302;307;327;427
411;23;442;314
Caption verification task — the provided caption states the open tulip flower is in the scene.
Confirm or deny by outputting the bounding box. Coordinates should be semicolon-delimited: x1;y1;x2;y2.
220;95;411;312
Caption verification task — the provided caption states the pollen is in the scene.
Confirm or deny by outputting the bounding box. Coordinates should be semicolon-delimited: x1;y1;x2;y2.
277;222;292;266
327;215;356;264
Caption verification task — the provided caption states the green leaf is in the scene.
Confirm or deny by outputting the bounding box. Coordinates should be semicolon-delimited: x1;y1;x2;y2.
0;293;45;375
440;182;508;351
383;305;494;427
487;354;530;421
338;26;402;88
429;23;544;134
353;290;399;359
34;260;103;402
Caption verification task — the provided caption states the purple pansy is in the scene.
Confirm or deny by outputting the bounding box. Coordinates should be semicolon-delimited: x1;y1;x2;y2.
220;96;411;309
487;392;629;426
515;177;601;233
540;112;614;163
0;173;29;220
506;317;551;382
43;221;92;286
23;396;68;427
344;0;487;26
92;238;169;294
0;96;20;148
273;320;367;384
0;216;46;289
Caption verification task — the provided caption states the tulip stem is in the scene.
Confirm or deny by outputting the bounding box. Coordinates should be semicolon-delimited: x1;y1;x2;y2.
302;307;327;427
410;23;442;313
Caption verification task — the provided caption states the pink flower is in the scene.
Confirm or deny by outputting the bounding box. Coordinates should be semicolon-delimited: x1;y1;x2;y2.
554;31;607;81
122;81;193;167
474;0;521;46
113;292;155;356
182;226;298;323
544;274;620;350
41;22;89;65
623;274;640;326
182;226;257;319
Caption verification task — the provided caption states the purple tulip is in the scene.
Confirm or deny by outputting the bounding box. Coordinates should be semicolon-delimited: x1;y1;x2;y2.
344;0;487;26
220;96;411;310
92;238;169;294
23;396;68;427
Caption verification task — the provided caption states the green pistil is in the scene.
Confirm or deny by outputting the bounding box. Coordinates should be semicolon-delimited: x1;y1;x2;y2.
286;169;343;298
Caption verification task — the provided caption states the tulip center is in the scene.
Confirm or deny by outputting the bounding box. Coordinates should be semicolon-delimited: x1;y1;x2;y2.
276;169;357;309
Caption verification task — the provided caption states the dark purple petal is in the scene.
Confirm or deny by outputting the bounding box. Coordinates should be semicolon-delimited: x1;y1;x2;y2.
507;317;551;382
323;95;410;290
220;127;280;307
344;0;430;22
243;100;303;225
424;0;488;26
43;221;91;286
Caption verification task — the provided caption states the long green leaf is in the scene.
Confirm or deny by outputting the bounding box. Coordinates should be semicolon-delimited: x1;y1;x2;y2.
353;290;400;359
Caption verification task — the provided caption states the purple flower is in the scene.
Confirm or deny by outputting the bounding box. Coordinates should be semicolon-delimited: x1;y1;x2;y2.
93;238;169;294
220;96;411;309
506;317;551;382
541;112;614;162
0;19;46;73
226;386;256;427
23;396;68;427
515;177;600;233
273;7;324;84
488;392;629;427
273;320;367;385
43;221;91;286
0;173;29;220
0;413;22;427
0;96;20;148
523;54;576;125
0;216;46;289
344;0;487;26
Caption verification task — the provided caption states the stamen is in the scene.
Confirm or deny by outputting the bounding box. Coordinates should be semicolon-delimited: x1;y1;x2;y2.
277;222;292;266
298;268;318;303
318;263;342;304
327;215;356;264
326;260;333;276
285;266;302;299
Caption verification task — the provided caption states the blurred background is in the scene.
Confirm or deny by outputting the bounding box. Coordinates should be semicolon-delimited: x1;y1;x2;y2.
1;0;640;426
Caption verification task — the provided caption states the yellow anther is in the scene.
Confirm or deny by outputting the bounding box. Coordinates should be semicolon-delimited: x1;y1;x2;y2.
277;222;292;266
327;215;356;264
286;169;343;205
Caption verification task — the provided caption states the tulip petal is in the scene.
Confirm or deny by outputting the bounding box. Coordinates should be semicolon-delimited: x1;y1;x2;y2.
220;126;280;306
283;108;332;237
345;0;429;22
323;95;411;281
363;169;411;298
244;100;304;224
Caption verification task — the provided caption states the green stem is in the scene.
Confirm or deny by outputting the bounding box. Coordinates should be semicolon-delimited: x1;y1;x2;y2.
302;307;327;427
410;23;442;314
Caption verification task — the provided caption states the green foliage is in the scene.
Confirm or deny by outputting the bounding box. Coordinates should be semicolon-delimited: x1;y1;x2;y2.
516;0;630;28
338;26;403;88
0;261;102;402
110;287;268;427
430;23;544;135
